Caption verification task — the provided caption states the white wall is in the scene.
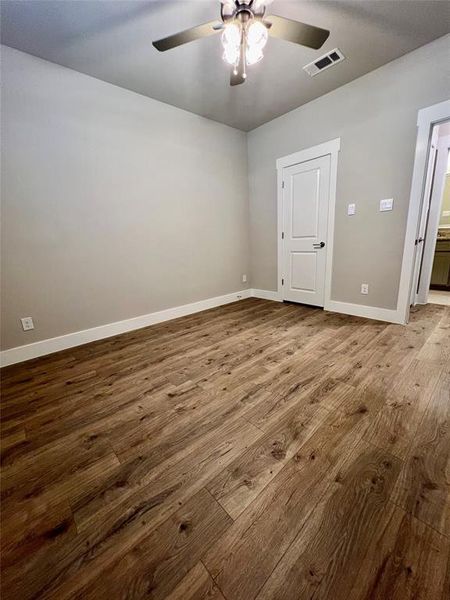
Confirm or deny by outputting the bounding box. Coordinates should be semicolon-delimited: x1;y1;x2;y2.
1;46;249;350
247;34;450;310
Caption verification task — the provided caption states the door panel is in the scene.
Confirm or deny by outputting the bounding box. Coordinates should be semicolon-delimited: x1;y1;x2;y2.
291;252;317;291
291;170;320;238
282;155;330;307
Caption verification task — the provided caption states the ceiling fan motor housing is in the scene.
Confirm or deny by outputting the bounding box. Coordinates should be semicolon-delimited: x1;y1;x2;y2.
221;0;266;24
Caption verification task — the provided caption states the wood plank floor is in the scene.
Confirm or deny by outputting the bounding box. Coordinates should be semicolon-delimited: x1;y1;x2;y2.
1;298;449;600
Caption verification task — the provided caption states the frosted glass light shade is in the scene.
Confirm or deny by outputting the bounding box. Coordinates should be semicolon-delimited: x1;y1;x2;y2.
246;45;264;65
246;21;268;49
223;44;240;65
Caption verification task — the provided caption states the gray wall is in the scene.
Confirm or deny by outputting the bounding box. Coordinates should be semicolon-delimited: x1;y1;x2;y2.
248;34;450;309
2;36;449;352
1;46;249;350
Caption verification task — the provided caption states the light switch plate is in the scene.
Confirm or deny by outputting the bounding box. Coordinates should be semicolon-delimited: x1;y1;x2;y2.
347;203;356;216
380;198;393;212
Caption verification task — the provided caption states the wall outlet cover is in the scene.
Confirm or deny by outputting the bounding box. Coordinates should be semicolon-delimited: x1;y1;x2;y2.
361;284;369;295
21;317;34;331
242;274;247;283
347;203;356;216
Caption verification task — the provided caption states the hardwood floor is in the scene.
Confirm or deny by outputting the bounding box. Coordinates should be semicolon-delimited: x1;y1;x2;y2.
1;298;449;599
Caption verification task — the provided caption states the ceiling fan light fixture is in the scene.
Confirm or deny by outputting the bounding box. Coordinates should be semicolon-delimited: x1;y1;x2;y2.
153;1;330;87
221;22;241;64
223;43;240;65
245;20;268;65
246;20;268;49
222;22;241;46
246;44;264;65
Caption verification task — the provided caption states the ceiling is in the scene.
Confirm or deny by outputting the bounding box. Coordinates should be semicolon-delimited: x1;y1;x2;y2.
1;0;449;131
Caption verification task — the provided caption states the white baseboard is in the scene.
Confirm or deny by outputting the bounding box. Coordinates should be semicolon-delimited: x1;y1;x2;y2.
0;289;252;367
252;291;403;324
0;289;405;367
251;288;282;302
325;300;405;325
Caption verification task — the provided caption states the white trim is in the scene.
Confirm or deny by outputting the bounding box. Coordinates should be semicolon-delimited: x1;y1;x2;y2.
276;138;341;309
0;289;252;367
325;300;403;324
410;125;439;305
397;99;450;323
251;288;282;302
323;146;339;313
416;133;450;304
252;289;403;324
1;286;409;367
276;138;341;170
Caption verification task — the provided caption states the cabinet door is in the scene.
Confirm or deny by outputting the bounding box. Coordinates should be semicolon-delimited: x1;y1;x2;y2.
431;253;450;286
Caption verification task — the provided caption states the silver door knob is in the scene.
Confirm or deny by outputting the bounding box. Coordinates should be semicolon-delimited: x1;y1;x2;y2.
313;241;325;249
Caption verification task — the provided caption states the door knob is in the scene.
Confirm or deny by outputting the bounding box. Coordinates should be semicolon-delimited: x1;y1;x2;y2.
313;241;325;249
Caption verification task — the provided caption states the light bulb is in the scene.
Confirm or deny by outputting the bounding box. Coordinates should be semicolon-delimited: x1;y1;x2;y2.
246;45;264;65
222;22;241;65
223;45;240;65
222;23;241;48
246;20;268;50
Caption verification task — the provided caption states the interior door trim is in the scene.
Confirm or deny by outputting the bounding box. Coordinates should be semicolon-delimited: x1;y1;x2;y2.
398;99;450;324
276;138;340;310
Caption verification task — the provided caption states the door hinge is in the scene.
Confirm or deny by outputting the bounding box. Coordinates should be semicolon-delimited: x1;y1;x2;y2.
282;181;285;189
281;232;284;239
282;278;284;286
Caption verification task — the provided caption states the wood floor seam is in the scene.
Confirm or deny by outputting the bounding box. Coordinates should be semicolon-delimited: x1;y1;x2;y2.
387;497;450;540
200;559;231;600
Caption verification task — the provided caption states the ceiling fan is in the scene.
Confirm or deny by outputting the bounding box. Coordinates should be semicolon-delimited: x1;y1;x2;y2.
152;0;330;86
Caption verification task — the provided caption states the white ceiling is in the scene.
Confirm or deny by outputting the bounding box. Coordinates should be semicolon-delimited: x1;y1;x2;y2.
1;0;449;131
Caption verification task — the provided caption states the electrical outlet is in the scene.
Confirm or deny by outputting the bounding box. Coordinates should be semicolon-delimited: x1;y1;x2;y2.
21;317;34;331
347;203;356;216
242;274;247;283
361;284;369;295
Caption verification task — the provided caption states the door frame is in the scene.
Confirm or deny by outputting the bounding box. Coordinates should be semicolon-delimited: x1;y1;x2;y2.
415;133;450;304
409;125;439;306
397;99;450;323
276;138;340;307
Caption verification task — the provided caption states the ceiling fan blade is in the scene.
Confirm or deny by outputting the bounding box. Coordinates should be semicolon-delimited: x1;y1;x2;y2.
265;14;329;49
153;20;221;52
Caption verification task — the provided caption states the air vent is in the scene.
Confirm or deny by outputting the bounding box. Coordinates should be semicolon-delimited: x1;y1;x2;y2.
303;48;345;77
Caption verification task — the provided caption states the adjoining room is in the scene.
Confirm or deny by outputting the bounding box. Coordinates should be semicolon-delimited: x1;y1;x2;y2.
1;2;449;599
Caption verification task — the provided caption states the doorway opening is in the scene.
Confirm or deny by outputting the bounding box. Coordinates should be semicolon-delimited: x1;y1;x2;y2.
412;119;450;307
398;99;450;323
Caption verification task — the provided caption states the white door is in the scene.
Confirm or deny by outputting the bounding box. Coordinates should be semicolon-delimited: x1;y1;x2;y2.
282;154;330;307
410;126;439;306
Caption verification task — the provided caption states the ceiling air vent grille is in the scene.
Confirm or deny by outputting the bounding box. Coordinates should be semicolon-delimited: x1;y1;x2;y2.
303;48;345;77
